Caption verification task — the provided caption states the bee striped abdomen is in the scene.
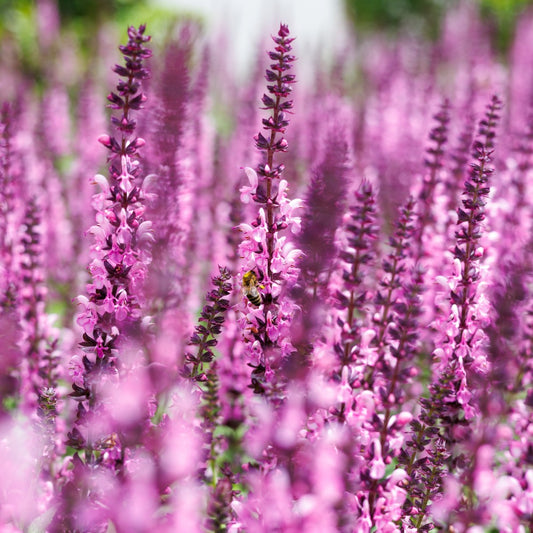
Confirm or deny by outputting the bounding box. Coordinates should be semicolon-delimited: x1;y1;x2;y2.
242;270;262;306
246;287;262;306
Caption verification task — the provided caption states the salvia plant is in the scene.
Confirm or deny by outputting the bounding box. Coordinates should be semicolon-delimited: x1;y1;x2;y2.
0;3;532;532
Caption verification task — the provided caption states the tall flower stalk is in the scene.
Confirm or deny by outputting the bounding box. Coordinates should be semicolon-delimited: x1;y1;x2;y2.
290;126;349;378
237;24;302;397
0;103;23;417
0;103;19;311
357;197;420;529
182;267;234;530
70;21;152;461
332;181;378;387
18;197;59;413
59;24;153;532
414;99;450;257
400;95;502;529
255;24;296;280
183;266;232;381
365;196;417;387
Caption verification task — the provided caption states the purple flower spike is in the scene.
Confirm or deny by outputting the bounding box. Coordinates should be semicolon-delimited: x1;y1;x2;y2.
400;95;502;530
0;103;20;312
414;99;450;256
58;25;153;533
69;21;153;449
453;95;502;351
289;127;349;379
183;266;232;380
101;24;151;166
18;197;60;413
237;24;302;398
255;26;295;181
332;180;378;387
366;196;417;388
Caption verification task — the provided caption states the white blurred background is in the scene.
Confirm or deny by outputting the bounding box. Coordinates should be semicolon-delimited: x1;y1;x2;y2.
152;0;352;78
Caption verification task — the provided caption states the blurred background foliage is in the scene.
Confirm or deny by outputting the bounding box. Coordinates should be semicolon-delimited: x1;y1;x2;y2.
0;0;147;27
1;0;531;43
344;0;533;51
0;0;531;81
0;0;181;83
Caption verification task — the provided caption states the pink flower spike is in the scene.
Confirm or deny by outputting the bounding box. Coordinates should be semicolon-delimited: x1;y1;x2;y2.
64;26;153;517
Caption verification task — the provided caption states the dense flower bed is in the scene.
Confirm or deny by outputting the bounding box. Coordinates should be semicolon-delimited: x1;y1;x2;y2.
0;5;532;532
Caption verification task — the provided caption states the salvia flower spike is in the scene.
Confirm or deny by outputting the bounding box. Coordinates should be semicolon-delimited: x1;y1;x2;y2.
400;95;502;530
237;23;302;397
58;24;153;532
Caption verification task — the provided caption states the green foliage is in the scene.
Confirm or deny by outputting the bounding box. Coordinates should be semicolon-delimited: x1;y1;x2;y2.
384;457;398;478
0;0;188;87
0;1;39;78
56;0;141;22
479;0;533;51
2;395;17;412
343;0;533;52
343;0;447;39
151;391;171;425
0;0;145;38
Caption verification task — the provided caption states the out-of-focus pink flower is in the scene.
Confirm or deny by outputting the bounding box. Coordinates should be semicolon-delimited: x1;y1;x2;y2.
239;167;258;203
369;439;386;480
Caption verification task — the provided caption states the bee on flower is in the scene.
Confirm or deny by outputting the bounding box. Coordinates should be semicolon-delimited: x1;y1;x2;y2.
242;270;263;306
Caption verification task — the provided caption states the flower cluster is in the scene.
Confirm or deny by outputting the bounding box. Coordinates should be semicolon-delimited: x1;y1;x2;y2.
400;95;503;530
57;25;154;532
68;23;153;464
237;24;302;398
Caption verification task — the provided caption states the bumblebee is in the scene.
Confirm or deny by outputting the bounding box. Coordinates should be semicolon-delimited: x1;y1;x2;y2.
242;270;262;306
